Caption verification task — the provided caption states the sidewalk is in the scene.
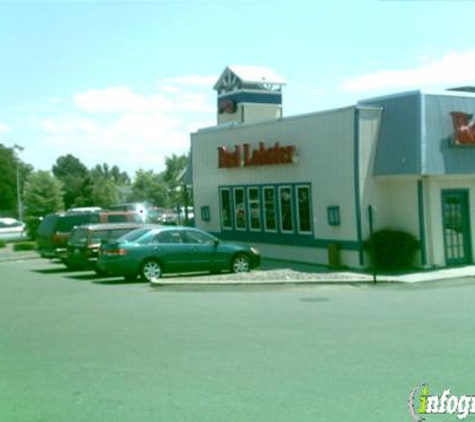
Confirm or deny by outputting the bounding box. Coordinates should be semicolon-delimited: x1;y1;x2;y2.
150;258;475;286
0;243;39;262
2;242;475;285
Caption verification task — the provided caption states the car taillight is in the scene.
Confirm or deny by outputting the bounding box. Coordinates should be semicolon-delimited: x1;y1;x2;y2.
104;248;127;256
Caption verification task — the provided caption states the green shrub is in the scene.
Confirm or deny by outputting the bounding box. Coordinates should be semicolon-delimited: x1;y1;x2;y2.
24;216;42;241
0;240;6;249
13;242;36;252
366;228;419;271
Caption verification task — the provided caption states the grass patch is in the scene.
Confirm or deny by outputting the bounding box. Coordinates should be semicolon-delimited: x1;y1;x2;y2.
13;242;36;252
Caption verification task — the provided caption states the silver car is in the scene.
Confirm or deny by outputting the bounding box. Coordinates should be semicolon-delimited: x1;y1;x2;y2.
0;218;26;241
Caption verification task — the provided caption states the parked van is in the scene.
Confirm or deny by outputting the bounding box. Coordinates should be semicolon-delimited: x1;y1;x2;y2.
36;210;142;262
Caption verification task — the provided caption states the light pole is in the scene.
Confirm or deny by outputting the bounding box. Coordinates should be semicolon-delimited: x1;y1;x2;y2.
13;144;24;221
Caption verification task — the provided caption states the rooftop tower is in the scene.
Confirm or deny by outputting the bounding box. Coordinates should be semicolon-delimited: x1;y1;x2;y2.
214;65;286;125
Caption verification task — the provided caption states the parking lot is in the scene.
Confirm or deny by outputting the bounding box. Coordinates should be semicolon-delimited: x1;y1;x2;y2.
2;256;475;421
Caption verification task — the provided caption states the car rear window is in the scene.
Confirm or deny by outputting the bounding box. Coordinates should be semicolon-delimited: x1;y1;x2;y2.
37;215;60;236
89;230;109;244
69;228;89;246
90;228;137;244
105;214;128;223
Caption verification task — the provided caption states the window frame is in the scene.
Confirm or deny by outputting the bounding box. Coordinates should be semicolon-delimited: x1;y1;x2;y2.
296;185;312;234
247;187;262;232
219;188;233;230
263;186;278;233
278;185;294;234
233;187;247;231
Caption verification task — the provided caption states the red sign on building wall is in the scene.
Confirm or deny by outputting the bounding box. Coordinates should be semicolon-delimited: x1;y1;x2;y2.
218;142;296;168
450;112;475;145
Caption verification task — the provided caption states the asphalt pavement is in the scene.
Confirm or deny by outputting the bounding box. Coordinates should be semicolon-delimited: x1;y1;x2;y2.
2;257;475;422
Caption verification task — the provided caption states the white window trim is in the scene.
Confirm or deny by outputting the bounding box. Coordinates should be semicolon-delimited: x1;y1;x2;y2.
247;187;262;232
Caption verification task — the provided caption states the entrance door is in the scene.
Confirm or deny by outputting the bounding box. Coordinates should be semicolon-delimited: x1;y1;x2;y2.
442;190;472;266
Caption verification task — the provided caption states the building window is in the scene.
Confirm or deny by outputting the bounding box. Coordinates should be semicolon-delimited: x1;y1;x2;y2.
297;186;312;233
279;186;294;233
248;187;261;231
263;187;277;232
327;206;341;226
219;183;313;236
220;189;232;229
234;188;246;230
201;206;210;222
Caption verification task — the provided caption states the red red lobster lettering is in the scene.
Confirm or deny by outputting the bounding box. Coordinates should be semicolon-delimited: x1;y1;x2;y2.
450;112;475;145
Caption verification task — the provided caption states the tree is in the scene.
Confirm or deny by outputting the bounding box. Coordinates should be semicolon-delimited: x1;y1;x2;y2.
23;171;64;217
0;144;17;212
162;153;190;209
91;163;130;186
163;154;188;185
128;170;168;207
110;165;130;185
52;154;89;209
0;144;32;216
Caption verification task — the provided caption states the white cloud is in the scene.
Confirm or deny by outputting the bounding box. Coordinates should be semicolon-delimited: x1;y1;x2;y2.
0;122;11;133
160;85;182;93
74;87;174;114
341;50;475;93
39;77;216;175
176;93;215;113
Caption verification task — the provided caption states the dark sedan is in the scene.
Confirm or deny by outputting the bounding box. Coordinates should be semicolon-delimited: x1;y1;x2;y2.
66;222;145;273
97;226;260;282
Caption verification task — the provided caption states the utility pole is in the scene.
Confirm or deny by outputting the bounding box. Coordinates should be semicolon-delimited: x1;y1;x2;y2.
368;205;377;283
13;144;24;221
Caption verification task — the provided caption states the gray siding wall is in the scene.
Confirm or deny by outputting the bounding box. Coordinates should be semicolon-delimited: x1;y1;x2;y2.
359;92;422;176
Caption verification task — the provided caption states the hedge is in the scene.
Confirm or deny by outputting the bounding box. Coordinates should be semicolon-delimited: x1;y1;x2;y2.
366;228;419;271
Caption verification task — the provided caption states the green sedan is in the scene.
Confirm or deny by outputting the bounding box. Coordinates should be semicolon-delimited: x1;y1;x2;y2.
97;226;261;282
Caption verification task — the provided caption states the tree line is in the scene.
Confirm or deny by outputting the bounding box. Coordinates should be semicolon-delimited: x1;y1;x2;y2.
0;144;191;221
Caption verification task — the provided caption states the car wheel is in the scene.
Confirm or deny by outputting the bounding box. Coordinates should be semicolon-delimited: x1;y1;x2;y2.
94;268;108;277
231;254;250;273
62;260;80;271
141;260;162;282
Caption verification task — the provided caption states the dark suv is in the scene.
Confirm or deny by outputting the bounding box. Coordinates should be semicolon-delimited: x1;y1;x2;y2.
36;211;142;262
66;222;144;273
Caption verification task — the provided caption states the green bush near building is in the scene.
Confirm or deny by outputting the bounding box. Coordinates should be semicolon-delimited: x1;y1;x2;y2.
0;240;6;249
366;228;419;271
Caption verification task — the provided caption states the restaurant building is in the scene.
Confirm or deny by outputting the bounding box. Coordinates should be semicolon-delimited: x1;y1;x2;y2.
191;66;475;268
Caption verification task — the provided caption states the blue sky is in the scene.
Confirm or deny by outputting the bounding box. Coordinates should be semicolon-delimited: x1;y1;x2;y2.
1;0;475;177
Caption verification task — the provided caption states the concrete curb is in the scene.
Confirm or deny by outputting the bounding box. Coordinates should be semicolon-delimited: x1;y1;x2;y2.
150;279;392;287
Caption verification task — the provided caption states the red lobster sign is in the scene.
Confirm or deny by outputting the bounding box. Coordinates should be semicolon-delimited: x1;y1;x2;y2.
450;112;475;145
